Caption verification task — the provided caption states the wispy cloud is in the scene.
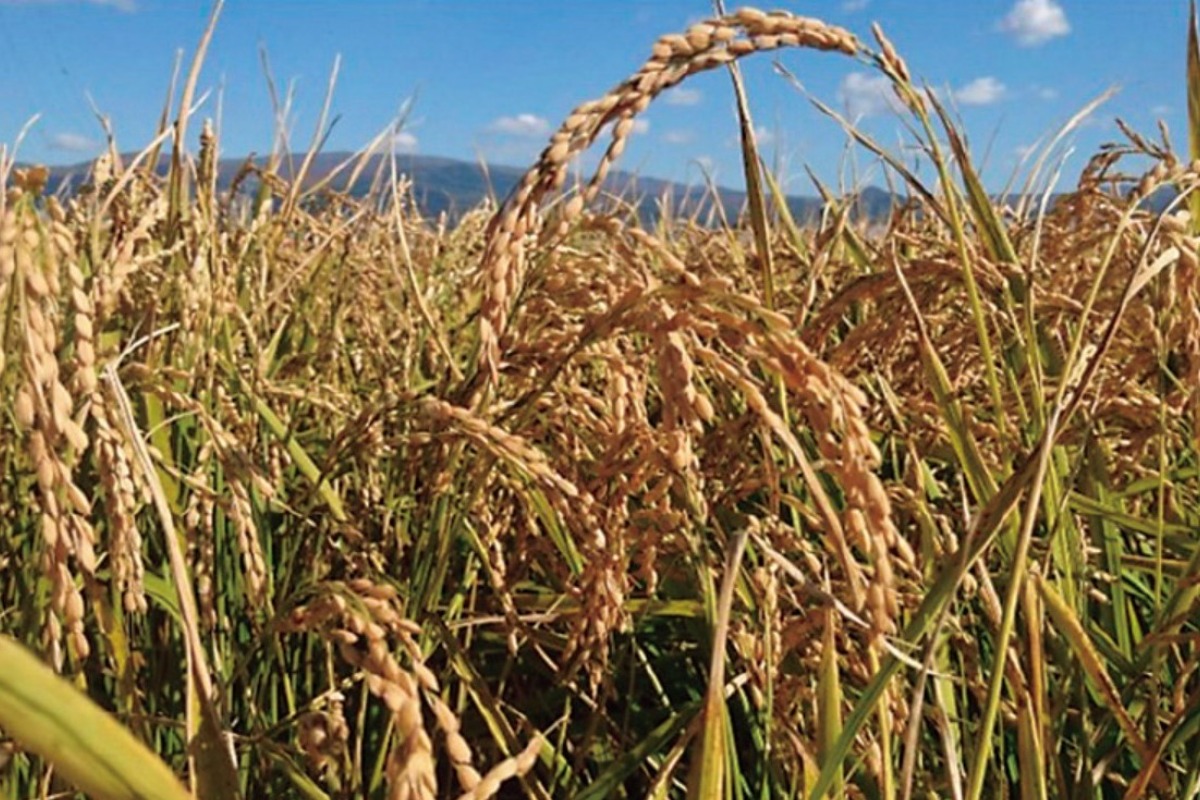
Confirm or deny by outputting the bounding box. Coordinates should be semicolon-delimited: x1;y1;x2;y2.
1014;143;1037;161
1152;104;1172;117
725;126;778;149
47;132;100;153
0;0;136;11
662;130;694;145
838;72;902;118
841;0;868;12
664;87;702;107
476;141;541;165
751;126;776;146
1033;85;1058;101
954;77;1006;106
998;0;1069;47
392;130;418;154
485;113;551;137
598;117;650;137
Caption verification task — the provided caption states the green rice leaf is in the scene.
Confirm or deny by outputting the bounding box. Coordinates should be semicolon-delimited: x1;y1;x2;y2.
0;636;192;800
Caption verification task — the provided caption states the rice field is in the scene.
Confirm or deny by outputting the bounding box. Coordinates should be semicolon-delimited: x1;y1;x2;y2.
1;5;1199;799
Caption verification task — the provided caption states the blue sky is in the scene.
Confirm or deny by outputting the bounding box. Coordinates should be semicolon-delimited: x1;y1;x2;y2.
0;1;1191;191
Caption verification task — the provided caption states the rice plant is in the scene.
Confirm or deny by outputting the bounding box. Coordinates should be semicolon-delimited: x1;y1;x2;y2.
1;5;1199;799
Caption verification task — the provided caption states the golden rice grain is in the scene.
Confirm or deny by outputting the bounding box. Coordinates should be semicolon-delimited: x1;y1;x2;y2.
477;10;861;378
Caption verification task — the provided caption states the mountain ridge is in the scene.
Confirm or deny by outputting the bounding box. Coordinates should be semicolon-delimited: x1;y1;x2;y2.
27;150;899;222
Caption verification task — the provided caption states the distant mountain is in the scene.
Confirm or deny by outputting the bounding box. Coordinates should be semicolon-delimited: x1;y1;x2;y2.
31;151;900;224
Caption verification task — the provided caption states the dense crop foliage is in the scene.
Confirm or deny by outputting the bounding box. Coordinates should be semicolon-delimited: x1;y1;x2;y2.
1;5;1199;799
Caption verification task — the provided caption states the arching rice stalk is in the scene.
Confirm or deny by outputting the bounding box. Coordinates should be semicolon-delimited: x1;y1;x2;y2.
478;9;864;379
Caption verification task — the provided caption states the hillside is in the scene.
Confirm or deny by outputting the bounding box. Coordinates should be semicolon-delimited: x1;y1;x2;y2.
32;150;898;222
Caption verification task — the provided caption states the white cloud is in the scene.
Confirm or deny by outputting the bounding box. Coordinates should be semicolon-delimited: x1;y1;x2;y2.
0;0;135;10
476;140;541;165
393;130;418;154
47;132;99;153
599;116;650;137
720;126;777;148
1034;85;1058;101
1152;105;1172;117
838;72;902;118
725;125;777;148
662;130;694;145
485;113;551;137
954;77;1006;106
842;0;868;11
998;0;1069;47
664;87;702;106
